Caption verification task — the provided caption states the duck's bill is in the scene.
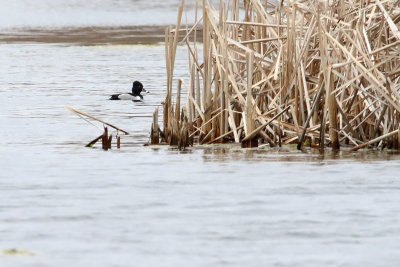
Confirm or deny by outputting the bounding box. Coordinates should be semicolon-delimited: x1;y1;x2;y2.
142;88;149;93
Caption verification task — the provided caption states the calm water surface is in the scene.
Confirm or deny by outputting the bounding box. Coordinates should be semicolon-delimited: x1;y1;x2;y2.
1;1;400;267
0;0;198;28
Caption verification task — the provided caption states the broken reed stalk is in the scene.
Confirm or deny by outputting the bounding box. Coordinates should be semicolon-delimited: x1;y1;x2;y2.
101;127;112;150
66;106;127;149
117;136;121;149
151;0;400;151
86;135;103;148
86;127;113;150
66;106;129;134
350;129;400;152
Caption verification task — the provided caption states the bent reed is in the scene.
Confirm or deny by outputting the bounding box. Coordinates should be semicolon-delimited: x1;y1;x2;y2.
150;0;400;151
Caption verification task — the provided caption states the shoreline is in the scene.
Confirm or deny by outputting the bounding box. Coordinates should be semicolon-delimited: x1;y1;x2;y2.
0;25;201;45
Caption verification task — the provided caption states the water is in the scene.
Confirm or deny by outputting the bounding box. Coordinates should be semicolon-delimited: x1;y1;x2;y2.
0;0;198;28
1;1;400;267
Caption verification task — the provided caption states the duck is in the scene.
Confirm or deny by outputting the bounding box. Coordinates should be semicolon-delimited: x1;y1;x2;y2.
109;81;147;102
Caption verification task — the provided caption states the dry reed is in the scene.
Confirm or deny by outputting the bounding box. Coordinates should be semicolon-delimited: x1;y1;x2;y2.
66;106;127;149
151;0;400;151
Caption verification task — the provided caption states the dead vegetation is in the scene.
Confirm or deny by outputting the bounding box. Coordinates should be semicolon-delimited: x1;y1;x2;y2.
66;106;126;150
151;0;400;151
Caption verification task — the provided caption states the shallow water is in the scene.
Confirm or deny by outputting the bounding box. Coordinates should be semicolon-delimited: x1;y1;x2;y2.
1;2;400;267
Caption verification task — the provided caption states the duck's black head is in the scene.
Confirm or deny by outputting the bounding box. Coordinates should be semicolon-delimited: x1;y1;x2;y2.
132;81;146;95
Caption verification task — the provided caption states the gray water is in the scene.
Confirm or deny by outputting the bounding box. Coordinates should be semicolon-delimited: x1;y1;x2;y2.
0;0;198;28
1;1;400;267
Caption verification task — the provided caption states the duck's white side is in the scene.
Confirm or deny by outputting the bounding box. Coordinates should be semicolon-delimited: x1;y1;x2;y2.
117;94;139;100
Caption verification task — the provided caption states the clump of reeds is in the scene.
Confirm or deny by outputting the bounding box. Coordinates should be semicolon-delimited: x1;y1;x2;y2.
151;0;400;151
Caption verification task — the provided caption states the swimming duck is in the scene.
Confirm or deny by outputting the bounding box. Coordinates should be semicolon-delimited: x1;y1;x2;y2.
109;81;147;102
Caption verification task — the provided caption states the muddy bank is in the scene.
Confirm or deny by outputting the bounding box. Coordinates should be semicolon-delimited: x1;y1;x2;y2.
0;26;202;45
